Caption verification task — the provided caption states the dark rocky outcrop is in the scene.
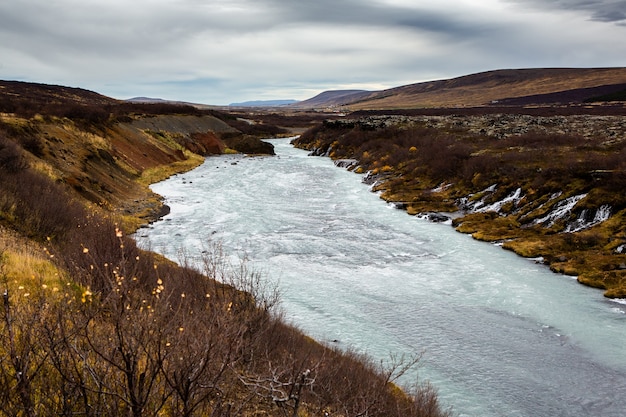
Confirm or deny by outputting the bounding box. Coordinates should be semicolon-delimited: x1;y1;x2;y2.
222;135;275;155
187;132;225;155
334;159;359;169
427;212;451;223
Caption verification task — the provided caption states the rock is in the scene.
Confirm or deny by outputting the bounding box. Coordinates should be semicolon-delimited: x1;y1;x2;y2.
362;171;387;186
188;132;225;155
222;135;275;155
334;159;359;169
157;204;171;219
428;212;450;222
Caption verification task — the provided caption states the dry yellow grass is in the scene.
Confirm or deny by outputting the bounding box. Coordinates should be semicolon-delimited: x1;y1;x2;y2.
138;150;204;186
0;226;68;291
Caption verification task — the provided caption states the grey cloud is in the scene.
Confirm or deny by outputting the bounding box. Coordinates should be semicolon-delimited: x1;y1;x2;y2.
0;0;272;49
1;0;624;104
591;9;626;22
262;0;498;37
0;0;498;58
506;0;626;23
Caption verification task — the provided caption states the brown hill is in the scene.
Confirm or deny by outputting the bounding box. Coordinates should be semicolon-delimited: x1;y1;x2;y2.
298;68;626;109
292;89;371;108
0;80;119;110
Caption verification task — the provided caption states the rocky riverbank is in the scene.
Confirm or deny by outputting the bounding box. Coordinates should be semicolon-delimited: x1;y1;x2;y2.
293;113;626;298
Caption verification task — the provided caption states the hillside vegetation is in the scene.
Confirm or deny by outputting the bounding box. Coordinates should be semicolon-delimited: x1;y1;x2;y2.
0;81;449;416
293;67;626;109
293;110;626;298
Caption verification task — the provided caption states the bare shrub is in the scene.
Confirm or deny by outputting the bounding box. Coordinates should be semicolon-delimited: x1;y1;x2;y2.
0;142;86;241
502;132;584;148
0;134;28;173
0;261;68;417
1;223;451;417
562;231;604;250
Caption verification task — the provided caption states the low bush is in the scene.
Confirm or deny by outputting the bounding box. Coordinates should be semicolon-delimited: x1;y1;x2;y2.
1;220;451;416
0;134;86;241
0;134;27;173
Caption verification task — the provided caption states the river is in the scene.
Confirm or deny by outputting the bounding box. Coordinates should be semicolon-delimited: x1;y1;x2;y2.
136;138;626;417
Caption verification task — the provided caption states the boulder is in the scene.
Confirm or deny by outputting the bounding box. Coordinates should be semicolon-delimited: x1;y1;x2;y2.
222;135;275;155
428;212;451;222
188;132;225;155
334;159;359;169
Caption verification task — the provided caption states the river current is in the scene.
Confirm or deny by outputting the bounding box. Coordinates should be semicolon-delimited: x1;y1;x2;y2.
137;138;626;417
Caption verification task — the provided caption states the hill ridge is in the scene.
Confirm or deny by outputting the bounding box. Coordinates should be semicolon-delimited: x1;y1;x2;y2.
294;67;626;109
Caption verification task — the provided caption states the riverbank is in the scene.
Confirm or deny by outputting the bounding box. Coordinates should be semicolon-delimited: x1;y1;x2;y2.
292;113;626;298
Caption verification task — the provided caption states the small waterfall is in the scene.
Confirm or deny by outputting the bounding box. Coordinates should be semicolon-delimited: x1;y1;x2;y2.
532;194;587;228
476;187;524;213
565;204;612;232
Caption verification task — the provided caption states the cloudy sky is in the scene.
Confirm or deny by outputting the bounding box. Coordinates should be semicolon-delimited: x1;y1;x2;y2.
1;0;625;104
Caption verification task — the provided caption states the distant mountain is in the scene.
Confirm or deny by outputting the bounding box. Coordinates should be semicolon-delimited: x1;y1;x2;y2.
294;68;626;109
229;99;298;107
290;90;372;108
126;96;168;103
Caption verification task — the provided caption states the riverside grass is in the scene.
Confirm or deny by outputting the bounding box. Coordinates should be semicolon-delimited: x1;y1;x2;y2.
138;150;204;186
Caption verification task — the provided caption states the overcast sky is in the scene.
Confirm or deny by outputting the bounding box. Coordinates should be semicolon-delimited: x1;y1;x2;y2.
1;0;625;105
